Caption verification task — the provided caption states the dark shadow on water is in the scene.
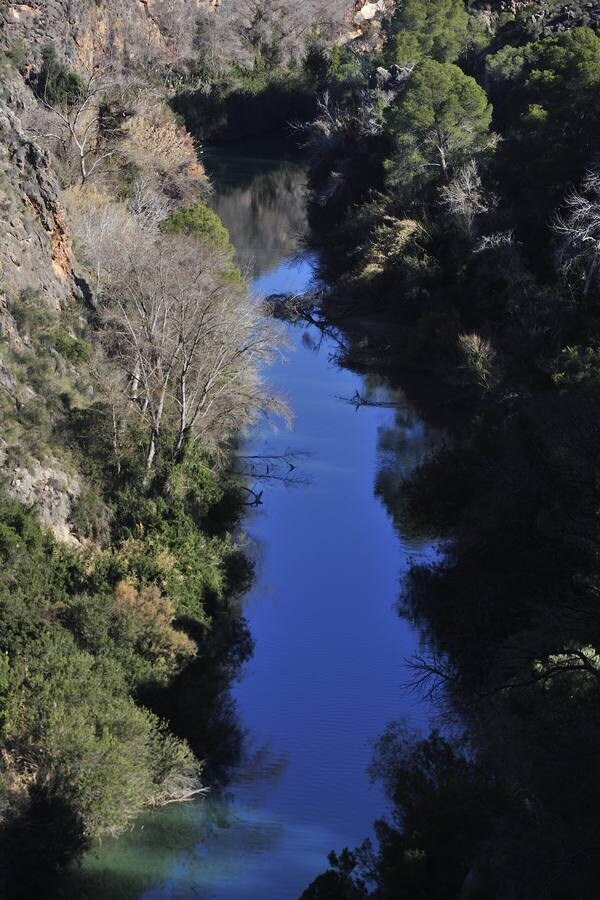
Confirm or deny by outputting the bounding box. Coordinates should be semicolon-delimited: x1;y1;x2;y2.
201;135;304;191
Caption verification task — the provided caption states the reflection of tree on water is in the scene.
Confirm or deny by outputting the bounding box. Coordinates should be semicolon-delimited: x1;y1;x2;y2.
145;602;254;786
305;396;600;898
375;418;436;545
209;164;308;279
347;375;442;550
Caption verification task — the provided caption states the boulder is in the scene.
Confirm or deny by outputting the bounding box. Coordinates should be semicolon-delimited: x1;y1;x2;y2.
369;65;392;89
353;0;387;25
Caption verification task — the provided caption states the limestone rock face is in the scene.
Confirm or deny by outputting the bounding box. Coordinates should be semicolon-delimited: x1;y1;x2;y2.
470;1;600;31
368;63;413;92
354;0;388;25
0;75;74;323
345;0;395;47
2;0;200;70
0;70;81;541
4;458;81;544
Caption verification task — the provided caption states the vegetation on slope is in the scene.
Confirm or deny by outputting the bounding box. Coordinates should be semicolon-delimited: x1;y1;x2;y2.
0;33;284;896
301;2;600;897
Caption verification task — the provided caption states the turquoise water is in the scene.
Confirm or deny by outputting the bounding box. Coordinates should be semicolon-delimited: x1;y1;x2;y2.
64;143;436;900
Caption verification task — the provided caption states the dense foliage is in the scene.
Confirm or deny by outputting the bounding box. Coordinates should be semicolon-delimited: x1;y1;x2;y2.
384;0;469;66
34;46;85;107
0;435;254;896
302;2;600;898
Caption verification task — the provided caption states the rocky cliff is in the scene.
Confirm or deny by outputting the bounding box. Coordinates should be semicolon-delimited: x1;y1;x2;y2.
0;2;205;539
0;72;73;314
0;60;83;538
471;0;600;30
1;0;200;70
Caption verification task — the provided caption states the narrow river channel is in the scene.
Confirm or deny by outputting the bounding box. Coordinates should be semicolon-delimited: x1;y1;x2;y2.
63;140;436;900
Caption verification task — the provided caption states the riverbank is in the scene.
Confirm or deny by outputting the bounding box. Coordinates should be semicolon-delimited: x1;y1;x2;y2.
0;28;284;897
299;10;600;898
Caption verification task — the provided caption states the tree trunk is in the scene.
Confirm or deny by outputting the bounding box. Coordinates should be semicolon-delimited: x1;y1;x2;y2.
111;404;121;476
583;248;600;297
438;144;448;179
145;426;159;477
174;426;191;464
79;144;87;185
131;360;140;402
175;372;188;457
144;382;169;480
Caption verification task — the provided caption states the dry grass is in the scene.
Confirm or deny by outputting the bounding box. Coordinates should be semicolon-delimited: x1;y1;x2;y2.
114;579;196;664
119;104;208;201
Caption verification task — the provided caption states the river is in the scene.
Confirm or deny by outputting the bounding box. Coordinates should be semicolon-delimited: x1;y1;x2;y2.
63;139;436;900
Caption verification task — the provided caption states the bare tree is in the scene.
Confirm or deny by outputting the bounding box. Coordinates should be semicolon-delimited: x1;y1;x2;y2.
151;0;203;65
37;69;116;185
474;229;515;254
100;234;287;477
72;198;137;305
87;347;134;477
555;170;600;298
439;159;493;236
128;176;174;232
196;0;352;71
458;332;497;390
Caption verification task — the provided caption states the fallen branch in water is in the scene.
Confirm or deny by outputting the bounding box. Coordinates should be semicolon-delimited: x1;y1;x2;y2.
158;787;209;806
268;292;348;353
239;485;264;506
149;775;209;807
237;452;298;473
233;450;310;495
336;390;401;411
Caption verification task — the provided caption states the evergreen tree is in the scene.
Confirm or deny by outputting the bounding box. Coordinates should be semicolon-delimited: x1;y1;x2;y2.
385;59;492;185
385;0;469;67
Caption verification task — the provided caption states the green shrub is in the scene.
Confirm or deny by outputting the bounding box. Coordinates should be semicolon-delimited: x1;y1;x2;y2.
10;287;53;336
0;496;202;858
51;328;92;364
34;46;85;108
1;41;28;72
552;345;600;388
326;46;364;83
161;202;233;251
70;485;111;542
7;632;151;833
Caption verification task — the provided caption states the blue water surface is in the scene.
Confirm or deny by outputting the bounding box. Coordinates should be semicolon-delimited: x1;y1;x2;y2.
67;143;436;900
